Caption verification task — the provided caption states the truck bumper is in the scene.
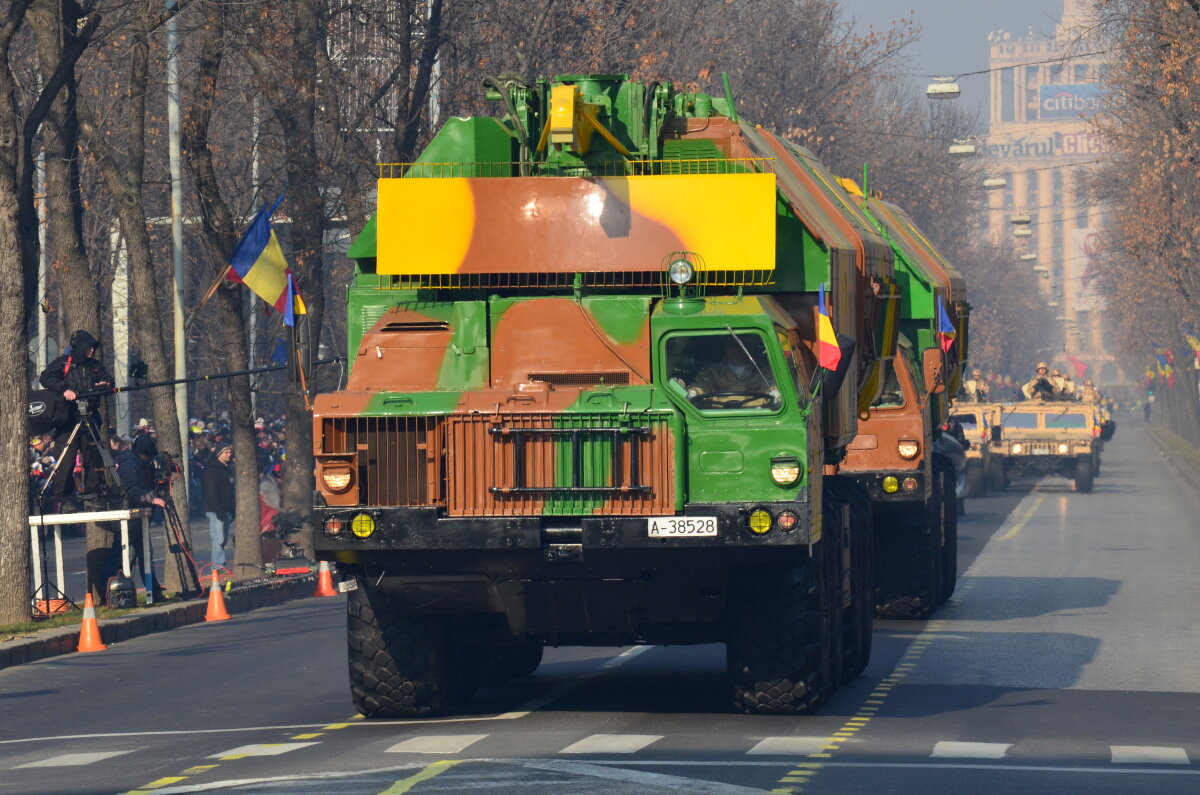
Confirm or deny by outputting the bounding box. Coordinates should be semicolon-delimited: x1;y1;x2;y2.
315;502;817;644
841;470;927;503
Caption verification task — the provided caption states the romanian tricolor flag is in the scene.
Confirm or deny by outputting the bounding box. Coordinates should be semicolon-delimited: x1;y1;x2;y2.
817;284;841;371
936;295;956;353
227;196;306;327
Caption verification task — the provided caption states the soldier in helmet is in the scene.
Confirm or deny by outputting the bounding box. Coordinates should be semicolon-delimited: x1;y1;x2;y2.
1080;379;1101;405
962;368;990;402
1050;368;1076;399
1022;361;1055;400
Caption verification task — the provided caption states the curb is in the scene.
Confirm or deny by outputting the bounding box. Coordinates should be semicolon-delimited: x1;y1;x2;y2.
0;575;323;671
1146;424;1200;499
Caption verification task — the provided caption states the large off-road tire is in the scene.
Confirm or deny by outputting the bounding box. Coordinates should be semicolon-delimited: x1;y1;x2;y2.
965;462;987;498
727;558;831;715
1074;457;1095;493
934;457;959;603
989;461;1007;492
875;498;942;620
347;583;449;718
827;477;874;684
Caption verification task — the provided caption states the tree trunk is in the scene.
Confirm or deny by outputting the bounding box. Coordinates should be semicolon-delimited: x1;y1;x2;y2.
0;2;33;624
76;6;200;597
30;0;112;603
182;0;263;578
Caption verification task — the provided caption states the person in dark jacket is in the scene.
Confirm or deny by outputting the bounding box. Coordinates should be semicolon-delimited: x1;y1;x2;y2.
39;330;114;505
203;445;235;566
113;434;166;594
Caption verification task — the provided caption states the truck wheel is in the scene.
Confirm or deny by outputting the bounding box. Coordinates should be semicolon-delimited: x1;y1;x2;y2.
934;458;958;602
347;584;449;718
1074;457;1094;493
875;502;941;620
966;463;987;498
828;477;873;684
727;560;830;715
989;462;1007;492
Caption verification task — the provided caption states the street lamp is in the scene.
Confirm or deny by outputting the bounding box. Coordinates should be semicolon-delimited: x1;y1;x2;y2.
1014;227;1032;238
926;77;962;99
948;139;978;157
1010;212;1032;225
983;176;1008;190
1020;253;1038;262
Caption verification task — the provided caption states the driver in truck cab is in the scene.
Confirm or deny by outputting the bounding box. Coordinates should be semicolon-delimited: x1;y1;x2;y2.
682;335;781;409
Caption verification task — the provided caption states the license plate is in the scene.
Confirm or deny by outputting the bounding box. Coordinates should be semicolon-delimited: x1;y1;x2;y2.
1032;444;1050;455
647;516;718;538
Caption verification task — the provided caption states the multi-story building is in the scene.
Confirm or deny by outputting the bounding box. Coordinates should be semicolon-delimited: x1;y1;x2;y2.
984;0;1120;385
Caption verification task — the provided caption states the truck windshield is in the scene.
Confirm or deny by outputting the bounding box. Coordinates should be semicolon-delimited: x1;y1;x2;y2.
872;361;904;408
1003;412;1040;429
950;413;977;430
667;332;781;411
1045;413;1089;429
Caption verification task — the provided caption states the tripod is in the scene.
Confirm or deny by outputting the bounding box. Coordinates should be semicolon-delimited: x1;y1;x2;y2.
32;399;125;614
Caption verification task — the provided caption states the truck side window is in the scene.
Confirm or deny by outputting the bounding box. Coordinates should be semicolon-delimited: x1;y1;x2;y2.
666;332;781;411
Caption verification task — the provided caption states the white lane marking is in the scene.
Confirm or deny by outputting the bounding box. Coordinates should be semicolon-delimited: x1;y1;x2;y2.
559;734;663;754
100;758;1200;794
931;741;1011;759
210;741;319;759
13;750;132;768
385;735;488;754
513;759;767;794
1110;745;1191;765
747;737;830;755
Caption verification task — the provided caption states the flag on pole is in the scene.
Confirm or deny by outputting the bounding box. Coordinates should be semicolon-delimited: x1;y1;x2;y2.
227;196;305;327
817;284;841;371
936;295;956;353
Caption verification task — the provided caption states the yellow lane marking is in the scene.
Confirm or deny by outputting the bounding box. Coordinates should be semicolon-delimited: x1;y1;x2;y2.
292;733;325;739
220;755;248;760
379;759;462;794
180;765;219;774
999;493;1046;541
324;723;352;729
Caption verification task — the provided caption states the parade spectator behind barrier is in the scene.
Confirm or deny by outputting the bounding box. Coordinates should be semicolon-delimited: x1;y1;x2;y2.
114;434;166;595
38;330;113;507
203;445;235;567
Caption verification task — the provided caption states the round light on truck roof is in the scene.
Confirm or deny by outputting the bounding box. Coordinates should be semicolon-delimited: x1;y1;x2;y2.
668;259;695;285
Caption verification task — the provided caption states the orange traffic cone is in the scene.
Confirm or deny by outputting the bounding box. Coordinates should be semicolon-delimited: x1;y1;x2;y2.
313;560;337;598
76;593;107;652
204;571;231;622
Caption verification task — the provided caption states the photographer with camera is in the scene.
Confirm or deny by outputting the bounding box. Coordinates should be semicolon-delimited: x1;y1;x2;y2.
38;330;113;507
203;445;235;567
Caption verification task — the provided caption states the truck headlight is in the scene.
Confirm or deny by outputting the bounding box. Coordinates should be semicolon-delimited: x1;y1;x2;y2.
1057;443;1069;454
1012;443;1023;454
770;456;802;486
321;462;354;493
897;440;920;460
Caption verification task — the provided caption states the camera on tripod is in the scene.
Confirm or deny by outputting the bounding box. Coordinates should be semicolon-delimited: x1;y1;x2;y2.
151;451;179;497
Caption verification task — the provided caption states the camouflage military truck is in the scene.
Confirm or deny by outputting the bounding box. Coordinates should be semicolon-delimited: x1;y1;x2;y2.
989;401;1101;492
948;403;993;498
833;182;968;619
313;74;918;718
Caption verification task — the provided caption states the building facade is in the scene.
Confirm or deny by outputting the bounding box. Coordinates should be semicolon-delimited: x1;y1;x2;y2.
984;0;1119;385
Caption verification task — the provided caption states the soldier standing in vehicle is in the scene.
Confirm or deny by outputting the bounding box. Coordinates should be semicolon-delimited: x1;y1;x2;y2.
1080;379;1101;405
962;368;989;402
1022;362;1055;400
1050;369;1076;399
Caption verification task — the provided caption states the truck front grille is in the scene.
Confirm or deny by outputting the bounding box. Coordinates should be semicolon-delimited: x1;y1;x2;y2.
320;416;442;506
444;413;675;517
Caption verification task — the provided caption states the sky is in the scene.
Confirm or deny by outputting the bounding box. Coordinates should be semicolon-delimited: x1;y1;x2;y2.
840;0;1067;114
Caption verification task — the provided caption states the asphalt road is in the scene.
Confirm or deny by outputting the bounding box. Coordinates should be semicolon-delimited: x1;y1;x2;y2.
3;421;1199;795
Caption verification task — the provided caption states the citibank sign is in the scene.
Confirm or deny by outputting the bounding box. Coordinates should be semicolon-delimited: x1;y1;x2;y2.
1039;83;1105;119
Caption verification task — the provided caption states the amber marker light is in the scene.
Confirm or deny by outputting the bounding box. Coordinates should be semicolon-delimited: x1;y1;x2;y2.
882;476;900;493
748;509;773;535
351;513;377;539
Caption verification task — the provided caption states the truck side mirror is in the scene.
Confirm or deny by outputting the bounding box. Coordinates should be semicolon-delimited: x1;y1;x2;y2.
922;347;946;396
990;425;1002;443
